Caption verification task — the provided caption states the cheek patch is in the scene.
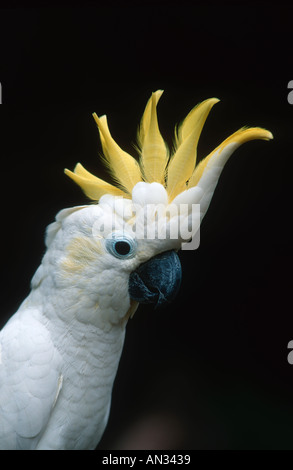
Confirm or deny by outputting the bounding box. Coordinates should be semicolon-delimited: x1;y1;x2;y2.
61;237;103;273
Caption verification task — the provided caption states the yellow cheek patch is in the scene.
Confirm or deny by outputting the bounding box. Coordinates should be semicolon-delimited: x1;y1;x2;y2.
60;236;103;274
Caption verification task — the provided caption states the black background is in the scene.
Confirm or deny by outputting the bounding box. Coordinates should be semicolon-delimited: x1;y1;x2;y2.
0;1;292;450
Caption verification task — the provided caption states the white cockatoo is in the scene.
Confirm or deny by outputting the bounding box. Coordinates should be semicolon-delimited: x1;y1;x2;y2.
0;91;273;449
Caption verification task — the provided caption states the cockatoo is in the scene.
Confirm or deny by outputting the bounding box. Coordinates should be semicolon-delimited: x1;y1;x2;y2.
0;91;272;449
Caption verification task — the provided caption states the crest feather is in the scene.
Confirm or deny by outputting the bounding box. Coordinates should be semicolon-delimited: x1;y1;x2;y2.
137;90;163;149
166;98;219;201
138;90;168;184
188;126;273;189
92;113;142;194
65;92;273;206
64;164;125;200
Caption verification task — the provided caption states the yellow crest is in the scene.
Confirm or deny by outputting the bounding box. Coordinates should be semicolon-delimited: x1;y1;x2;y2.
65;90;273;202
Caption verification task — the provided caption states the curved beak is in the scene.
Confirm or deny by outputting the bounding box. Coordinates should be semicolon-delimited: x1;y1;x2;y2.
129;250;182;308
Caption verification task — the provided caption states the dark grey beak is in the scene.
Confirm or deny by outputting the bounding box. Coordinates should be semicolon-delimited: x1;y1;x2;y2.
128;250;182;308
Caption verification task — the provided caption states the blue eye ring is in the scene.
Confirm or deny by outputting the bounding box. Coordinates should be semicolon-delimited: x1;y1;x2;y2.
105;231;137;260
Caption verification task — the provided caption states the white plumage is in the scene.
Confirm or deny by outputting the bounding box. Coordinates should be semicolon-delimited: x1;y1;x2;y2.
0;91;272;449
0;205;129;449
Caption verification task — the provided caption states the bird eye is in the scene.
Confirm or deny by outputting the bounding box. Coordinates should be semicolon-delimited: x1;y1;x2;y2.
105;231;137;260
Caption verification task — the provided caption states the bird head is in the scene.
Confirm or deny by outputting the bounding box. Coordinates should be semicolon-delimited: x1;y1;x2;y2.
53;90;272;325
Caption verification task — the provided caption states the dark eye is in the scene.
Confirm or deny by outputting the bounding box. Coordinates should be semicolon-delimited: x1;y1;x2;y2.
105;231;137;259
114;241;131;256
